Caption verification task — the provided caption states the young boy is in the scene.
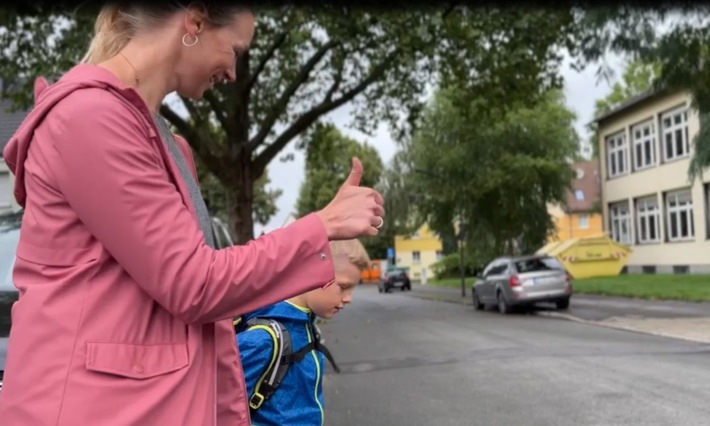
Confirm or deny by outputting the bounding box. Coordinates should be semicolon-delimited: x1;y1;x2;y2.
236;238;370;426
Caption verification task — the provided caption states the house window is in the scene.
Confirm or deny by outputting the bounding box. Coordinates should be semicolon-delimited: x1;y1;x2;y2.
609;201;632;245
606;132;628;178
435;250;443;261
578;214;589;230
635;196;660;244
412;251;421;264
660;107;689;162
0;172;10;207
665;189;694;241
631;119;656;170
575;190;584;201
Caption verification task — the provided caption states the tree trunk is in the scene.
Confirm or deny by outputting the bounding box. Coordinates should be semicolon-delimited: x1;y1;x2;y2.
225;48;256;245
226;169;255;244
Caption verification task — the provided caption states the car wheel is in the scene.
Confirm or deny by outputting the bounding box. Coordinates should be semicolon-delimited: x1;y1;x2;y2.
497;291;511;315
556;298;570;310
472;290;484;311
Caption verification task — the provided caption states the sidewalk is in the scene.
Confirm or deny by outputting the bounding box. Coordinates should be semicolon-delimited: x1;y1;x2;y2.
408;284;710;344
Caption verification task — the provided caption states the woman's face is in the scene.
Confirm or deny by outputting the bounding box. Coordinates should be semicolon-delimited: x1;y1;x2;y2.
176;9;255;99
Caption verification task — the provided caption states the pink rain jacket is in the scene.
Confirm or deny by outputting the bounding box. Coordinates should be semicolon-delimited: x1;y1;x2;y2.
0;64;335;425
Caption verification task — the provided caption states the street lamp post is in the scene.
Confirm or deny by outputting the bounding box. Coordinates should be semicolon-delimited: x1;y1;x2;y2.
457;220;467;298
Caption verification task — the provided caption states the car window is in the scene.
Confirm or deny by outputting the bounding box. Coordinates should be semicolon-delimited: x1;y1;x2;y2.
488;262;509;276
483;260;508;277
514;257;563;274
0;225;20;293
481;261;498;278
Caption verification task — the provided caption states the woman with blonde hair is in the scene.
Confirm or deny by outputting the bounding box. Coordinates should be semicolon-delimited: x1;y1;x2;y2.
0;1;385;425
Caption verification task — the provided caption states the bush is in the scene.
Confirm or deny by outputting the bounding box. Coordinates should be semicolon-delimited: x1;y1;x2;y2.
431;253;480;280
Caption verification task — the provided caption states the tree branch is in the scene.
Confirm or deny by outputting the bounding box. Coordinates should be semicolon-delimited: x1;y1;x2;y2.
245;29;290;95
159;104;224;177
178;95;226;158
203;89;228;131
248;39;340;151
325;60;345;102
253;50;399;175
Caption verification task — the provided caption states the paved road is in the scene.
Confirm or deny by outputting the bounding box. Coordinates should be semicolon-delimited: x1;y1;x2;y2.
320;285;710;426
409;284;710;321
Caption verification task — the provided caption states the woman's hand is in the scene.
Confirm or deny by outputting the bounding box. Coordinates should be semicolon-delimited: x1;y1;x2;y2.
316;157;385;240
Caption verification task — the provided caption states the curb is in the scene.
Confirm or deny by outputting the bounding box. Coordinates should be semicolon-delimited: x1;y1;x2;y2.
411;291;710;345
410;292;472;306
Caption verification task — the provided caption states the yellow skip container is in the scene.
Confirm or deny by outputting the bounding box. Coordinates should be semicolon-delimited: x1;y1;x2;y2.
536;234;632;279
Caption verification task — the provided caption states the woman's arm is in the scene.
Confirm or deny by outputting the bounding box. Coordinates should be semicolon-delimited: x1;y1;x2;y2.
45;89;335;324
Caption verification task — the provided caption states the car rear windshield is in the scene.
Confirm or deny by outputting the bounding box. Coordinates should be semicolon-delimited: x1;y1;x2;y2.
514;257;564;274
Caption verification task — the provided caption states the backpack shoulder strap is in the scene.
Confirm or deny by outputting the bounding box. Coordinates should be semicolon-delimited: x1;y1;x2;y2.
235;317;294;411
289;322;341;374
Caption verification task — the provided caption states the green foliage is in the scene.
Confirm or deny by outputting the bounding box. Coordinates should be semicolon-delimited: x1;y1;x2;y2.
294;122;386;258
409;87;579;259
586;59;661;158
431;252;479;280
569;8;710;180
295;123;383;216
0;5;583;241
196;158;282;227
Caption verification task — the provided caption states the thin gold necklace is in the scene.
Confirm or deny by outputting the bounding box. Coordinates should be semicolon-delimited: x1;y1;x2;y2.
118;52;140;87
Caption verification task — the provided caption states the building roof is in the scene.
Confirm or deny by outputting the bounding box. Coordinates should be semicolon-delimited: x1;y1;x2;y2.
0;79;31;155
589;87;666;126
563;160;600;213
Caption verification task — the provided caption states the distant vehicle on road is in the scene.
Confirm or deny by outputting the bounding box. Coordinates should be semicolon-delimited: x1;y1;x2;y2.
472;255;572;314
378;268;411;293
361;259;387;284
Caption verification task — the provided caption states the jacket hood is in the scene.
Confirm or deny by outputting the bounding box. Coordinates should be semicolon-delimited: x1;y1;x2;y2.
244;301;312;325
3;64;143;208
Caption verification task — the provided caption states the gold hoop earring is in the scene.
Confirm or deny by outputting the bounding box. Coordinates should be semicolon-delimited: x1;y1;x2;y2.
182;33;198;47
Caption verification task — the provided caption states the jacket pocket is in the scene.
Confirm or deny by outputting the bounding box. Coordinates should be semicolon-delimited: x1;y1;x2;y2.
16;240;99;267
85;342;189;380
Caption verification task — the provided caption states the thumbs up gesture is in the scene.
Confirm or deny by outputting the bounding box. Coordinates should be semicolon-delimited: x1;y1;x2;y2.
316;157;386;240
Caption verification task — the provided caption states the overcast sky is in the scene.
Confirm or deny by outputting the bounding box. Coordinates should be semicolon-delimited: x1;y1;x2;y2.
253;50;628;235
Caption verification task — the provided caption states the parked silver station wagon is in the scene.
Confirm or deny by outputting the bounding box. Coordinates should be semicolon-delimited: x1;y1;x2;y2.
472;255;572;314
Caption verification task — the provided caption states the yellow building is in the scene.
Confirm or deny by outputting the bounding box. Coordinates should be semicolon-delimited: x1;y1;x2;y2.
394;223;443;282
548;161;604;241
594;88;710;274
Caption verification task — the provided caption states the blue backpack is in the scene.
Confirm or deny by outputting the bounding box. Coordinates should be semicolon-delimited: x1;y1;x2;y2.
233;315;341;411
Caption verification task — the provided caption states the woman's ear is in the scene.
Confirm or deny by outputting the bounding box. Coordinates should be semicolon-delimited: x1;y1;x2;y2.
183;3;208;34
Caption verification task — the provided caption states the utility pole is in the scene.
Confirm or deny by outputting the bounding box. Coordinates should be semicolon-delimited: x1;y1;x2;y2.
456;213;467;298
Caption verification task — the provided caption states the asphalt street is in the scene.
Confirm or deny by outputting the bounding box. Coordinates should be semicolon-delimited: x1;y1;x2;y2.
320;285;710;426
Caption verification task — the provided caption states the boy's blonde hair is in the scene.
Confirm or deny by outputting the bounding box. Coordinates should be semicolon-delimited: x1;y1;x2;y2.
329;239;370;271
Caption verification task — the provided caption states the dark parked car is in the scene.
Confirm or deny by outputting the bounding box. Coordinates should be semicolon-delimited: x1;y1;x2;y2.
472;254;573;314
0;210;234;392
378;268;411;293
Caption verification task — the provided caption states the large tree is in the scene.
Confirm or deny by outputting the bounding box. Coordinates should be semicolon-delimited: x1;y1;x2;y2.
408;87;579;261
0;4;582;242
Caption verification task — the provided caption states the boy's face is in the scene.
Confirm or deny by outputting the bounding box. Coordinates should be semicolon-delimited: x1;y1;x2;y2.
307;262;360;320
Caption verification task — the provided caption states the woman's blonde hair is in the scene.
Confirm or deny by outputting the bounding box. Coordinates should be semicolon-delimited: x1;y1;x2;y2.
330;239;371;272
82;1;251;65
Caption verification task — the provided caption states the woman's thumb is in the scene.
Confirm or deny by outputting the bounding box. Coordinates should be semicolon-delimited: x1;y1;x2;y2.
341;157;363;187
